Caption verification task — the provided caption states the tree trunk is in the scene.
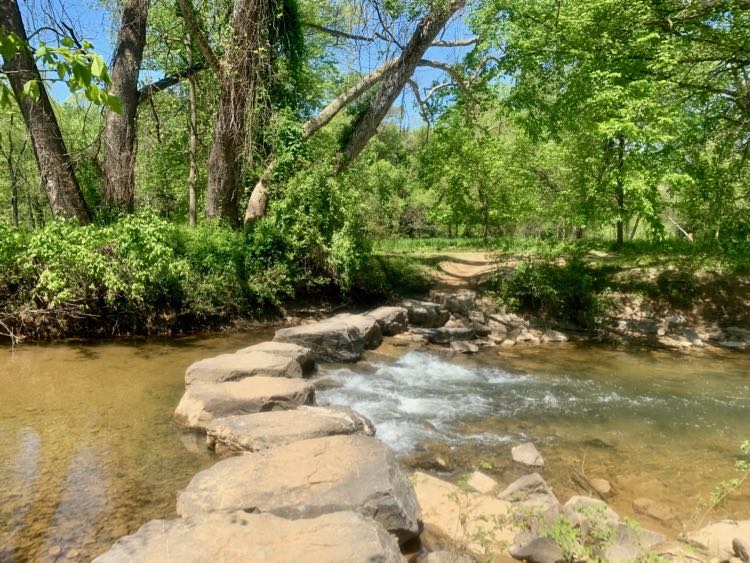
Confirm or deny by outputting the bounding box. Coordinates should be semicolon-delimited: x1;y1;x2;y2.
184;34;199;227
338;0;465;168
204;0;267;225
615;135;625;248
243;59;397;225
9;158;19;227
102;0;150;213
0;0;91;224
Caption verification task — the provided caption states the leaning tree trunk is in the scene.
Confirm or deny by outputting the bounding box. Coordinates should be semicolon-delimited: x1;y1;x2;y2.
339;0;465;167
243;59;398;224
204;0;267;225
0;0;91;224
102;0;150;213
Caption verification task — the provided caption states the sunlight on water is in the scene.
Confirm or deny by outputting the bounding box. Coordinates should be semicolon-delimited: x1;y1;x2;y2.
318;346;750;536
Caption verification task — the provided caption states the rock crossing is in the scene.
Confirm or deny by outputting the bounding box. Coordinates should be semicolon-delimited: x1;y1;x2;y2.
96;297;747;562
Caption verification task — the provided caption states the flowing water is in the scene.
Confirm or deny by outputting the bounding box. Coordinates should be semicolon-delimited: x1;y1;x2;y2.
1;336;748;561
317;343;750;536
0;331;273;563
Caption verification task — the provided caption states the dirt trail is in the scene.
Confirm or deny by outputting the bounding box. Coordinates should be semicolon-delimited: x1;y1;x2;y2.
424;251;512;289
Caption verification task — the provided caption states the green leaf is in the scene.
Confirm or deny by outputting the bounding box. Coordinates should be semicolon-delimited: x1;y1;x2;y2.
60;37;75;48
91;55;105;79
21;79;40;101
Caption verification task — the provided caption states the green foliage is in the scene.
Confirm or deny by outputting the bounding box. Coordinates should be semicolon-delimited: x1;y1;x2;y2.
247;161;371;300
696;440;750;527
492;252;609;327
0;32;119;111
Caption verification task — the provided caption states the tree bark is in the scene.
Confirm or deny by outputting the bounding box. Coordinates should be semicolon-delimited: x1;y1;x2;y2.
615;135;625;248
102;0;150;213
204;0;268;225
0;0;91;224
243;59;397;224
185;34;198;227
338;0;465;168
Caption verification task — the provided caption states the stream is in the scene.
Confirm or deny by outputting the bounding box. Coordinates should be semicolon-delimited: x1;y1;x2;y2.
1;334;749;561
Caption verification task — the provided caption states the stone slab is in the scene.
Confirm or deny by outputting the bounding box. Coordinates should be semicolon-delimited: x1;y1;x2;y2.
176;434;422;544
174;377;315;429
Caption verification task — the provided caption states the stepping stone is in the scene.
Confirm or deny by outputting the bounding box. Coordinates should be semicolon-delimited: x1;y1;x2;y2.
237;341;315;374
206;406;375;453
176;434;422;544
93;511;403;563
174;377;315;429
274;319;365;362
185;351;303;386
330;313;383;349
401;299;450;328
365;306;409;335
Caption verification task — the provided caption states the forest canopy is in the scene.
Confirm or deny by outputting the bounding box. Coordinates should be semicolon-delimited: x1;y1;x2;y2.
0;0;748;336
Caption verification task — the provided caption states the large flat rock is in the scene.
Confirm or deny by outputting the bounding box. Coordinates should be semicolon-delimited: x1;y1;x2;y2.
206;406;375;453
412;471;515;558
177;434;422;544
366;306;409;335
174;377;315;429
93;510;403;563
237;341;315;374
274;319;365;362
185;350;303;386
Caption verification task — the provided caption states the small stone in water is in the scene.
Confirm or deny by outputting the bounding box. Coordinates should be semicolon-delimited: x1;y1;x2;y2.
590;478;611;496
66;549;80;559
48;546;62;557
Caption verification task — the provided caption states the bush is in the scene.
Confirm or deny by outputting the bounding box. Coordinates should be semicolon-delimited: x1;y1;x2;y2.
492;253;609;327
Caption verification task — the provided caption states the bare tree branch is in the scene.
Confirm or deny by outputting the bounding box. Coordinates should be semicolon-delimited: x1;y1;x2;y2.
431;36;477;47
175;0;221;75
137;63;205;104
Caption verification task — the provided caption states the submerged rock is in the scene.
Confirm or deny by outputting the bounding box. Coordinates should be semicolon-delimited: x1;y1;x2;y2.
93;510;403;563
401;299;450;328
512;442;544;467
450;341;479;354
206;406;375;453
273;319;365;362
184;351;303;386
237;341;316;374
633;497;679;526
173;377;315;429
176;434;422;544
366;306;409;335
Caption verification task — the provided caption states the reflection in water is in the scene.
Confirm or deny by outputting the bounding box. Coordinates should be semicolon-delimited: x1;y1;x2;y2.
0;331;272;562
1;428;41;561
318;346;750;536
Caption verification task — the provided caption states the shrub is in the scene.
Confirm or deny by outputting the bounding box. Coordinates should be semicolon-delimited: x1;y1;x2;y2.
492;252;608;327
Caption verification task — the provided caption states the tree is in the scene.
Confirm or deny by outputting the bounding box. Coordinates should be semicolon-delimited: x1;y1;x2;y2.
0;1;91;223
102;0;150;213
